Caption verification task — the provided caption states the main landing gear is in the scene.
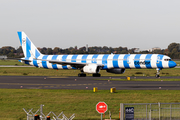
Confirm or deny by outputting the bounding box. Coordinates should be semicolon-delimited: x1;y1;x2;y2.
78;72;101;77
78;73;86;77
155;68;161;78
92;73;101;77
78;73;101;77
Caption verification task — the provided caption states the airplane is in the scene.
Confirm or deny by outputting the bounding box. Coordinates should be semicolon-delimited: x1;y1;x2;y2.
17;31;177;77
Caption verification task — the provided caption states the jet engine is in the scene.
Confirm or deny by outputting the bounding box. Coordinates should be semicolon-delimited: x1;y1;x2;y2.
106;68;125;74
83;64;100;74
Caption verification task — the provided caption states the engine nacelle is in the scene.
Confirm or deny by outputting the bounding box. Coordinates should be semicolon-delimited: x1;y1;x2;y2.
83;64;100;74
106;68;125;74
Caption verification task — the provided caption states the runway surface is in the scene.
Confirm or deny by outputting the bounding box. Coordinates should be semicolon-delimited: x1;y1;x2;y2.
0;76;180;90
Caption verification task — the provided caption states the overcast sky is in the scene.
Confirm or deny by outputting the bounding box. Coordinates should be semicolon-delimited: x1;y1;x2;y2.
0;0;180;50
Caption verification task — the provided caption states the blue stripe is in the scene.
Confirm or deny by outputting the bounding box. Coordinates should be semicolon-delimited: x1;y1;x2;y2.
35;49;40;58
71;55;78;62
52;55;58;69
157;54;163;69
92;55;98;63
24;57;30;65
62;55;68;69
102;55;109;69
81;55;88;63
25;61;29;65
123;54;130;68
113;54;119;68
26;37;31;57
134;54;141;68
33;49;40;67
71;55;78;69
42;55;48;69
145;54;152;68
17;32;22;45
33;59;38;67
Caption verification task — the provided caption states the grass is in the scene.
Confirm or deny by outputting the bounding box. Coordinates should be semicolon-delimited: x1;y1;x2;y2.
0;67;180;78
0;60;180;119
0;60;27;66
99;78;180;81
0;89;180;120
174;60;180;66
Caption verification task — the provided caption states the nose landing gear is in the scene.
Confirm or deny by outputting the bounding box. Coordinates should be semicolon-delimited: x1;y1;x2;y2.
156;68;161;78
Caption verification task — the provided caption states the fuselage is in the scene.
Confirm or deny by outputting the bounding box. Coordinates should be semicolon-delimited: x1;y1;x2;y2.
23;54;176;70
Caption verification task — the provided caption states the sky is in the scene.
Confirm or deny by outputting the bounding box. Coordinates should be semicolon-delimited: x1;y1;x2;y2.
0;0;180;50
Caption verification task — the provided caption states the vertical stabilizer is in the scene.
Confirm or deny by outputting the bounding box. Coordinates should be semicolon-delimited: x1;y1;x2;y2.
17;31;42;58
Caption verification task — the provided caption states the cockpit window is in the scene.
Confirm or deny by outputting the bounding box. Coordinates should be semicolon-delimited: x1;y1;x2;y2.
164;59;172;61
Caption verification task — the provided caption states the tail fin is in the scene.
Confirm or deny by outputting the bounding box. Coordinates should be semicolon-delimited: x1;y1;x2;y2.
17;31;42;58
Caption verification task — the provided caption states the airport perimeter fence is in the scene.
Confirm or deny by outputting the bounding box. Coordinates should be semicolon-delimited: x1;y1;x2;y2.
120;103;180;120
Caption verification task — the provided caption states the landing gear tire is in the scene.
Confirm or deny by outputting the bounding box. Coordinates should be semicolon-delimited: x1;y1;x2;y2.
78;73;86;77
156;68;161;78
92;73;101;77
155;74;160;78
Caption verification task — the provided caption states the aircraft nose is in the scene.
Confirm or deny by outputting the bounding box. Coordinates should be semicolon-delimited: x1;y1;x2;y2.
169;61;177;68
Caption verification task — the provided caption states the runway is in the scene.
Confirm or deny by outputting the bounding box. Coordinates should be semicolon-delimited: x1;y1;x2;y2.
0;76;180;90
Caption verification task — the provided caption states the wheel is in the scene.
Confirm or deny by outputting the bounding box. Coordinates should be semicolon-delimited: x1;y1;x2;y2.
155;74;160;78
92;73;101;77
78;73;86;77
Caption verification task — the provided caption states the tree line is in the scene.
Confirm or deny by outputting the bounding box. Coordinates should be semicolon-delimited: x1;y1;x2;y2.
0;42;180;59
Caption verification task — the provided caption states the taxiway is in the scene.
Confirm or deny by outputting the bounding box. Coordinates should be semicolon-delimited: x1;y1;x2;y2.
0;76;180;90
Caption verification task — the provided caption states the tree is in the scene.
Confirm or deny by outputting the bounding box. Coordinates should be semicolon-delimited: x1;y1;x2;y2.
47;48;53;55
168;43;179;52
53;47;60;54
16;46;23;53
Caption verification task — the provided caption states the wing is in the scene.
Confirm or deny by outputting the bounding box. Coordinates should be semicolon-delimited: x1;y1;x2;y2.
37;59;104;69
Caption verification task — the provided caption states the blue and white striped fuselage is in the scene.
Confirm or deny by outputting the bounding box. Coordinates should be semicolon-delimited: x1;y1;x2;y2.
17;31;177;77
24;54;175;70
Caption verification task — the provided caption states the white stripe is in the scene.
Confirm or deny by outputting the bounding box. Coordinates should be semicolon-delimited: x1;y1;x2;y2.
37;55;43;68
22;32;27;57
56;55;63;69
66;55;73;62
151;54;158;68
86;55;93;63
66;55;73;69
162;56;169;68
140;54;147;68
118;54;125;68
76;55;83;63
107;54;114;68
129;54;136;68
29;57;33;66
97;54;104;65
47;55;53;69
31;43;36;58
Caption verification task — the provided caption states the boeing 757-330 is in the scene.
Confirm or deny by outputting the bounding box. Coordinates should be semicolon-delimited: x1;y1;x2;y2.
17;31;177;77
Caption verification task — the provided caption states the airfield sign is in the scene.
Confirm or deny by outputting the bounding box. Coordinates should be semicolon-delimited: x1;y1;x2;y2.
96;102;108;114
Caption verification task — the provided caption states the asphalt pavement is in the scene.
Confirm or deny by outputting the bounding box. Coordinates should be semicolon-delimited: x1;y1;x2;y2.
0;76;180;90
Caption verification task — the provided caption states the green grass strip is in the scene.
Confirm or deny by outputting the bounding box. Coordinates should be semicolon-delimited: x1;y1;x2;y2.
0;89;180;120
